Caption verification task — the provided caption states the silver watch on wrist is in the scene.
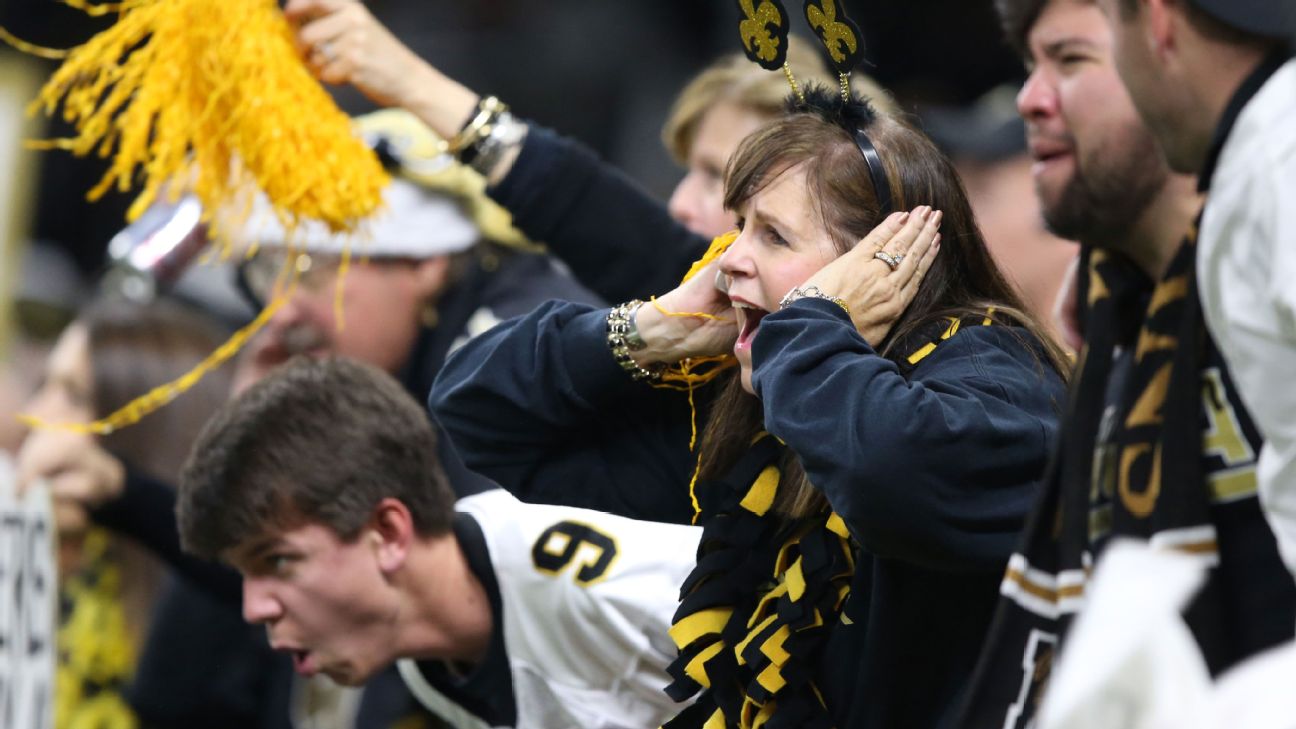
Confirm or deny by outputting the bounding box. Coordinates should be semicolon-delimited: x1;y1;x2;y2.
779;285;850;314
625;301;648;351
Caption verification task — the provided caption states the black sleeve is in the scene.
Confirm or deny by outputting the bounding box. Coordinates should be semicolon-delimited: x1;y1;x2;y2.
751;299;1066;572
430;300;699;524
90;468;241;604
488;125;710;303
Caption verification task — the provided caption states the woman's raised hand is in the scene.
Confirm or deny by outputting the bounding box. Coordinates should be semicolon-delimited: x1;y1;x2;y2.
285;0;479;138
798;207;942;346
629;262;738;366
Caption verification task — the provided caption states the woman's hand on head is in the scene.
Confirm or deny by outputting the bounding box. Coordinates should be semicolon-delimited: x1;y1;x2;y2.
798;207;942;346
285;0;479;138
629;262;738;365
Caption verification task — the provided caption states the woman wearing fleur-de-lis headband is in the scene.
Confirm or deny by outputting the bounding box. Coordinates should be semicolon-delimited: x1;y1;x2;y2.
291;0;1069;726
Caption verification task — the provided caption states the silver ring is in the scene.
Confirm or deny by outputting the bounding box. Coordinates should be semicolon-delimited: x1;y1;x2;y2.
714;269;729;294
317;42;337;63
874;250;900;271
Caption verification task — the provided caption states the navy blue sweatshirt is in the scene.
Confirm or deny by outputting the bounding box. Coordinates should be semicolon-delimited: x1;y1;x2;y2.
430;298;1066;728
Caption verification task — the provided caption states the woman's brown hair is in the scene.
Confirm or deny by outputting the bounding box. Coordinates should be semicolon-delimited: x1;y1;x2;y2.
85;299;233;482
78;298;233;643
697;87;1069;517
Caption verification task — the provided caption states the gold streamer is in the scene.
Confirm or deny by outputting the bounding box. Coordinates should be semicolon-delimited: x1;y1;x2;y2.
19;289;290;435
0;26;71;59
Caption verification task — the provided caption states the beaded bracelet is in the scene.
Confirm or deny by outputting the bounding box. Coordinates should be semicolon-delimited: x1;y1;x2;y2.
607;300;663;382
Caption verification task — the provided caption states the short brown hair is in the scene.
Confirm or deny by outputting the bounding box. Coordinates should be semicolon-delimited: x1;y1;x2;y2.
995;0;1054;57
662;37;896;165
178;357;455;559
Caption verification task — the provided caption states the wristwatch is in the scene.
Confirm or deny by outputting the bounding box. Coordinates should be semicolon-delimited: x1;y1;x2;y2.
779;285;850;315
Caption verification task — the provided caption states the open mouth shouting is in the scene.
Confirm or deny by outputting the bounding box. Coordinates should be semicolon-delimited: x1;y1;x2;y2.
732;297;769;353
275;642;320;677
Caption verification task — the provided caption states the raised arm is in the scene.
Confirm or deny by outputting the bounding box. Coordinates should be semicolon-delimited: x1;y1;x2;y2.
430;300;700;523
752;301;1064;572
284;0;708;302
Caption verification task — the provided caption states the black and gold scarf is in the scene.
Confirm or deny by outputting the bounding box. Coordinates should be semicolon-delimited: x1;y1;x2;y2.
664;316;996;729
959;230;1220;728
663;432;853;729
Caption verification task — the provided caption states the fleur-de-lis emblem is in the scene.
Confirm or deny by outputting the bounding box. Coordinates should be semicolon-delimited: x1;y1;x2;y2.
736;0;790;71
804;0;864;73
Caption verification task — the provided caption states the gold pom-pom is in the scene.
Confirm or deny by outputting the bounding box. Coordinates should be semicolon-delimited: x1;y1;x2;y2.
28;0;388;242
16;0;389;435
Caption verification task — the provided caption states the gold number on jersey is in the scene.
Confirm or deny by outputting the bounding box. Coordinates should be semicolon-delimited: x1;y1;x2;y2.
531;521;619;585
1201;367;1258;502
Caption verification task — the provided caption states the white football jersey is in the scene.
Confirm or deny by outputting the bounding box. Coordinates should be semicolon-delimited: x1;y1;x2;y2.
397;489;700;729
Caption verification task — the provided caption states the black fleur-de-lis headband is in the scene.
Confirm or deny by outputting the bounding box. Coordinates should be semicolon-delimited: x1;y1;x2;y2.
734;0;892;215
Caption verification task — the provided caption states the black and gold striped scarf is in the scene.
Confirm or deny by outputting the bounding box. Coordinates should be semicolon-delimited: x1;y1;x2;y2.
664;316;996;729
663;432;853;729
959;230;1214;728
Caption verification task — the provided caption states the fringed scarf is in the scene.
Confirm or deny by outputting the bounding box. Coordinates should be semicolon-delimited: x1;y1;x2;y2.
665;316;995;729
664;433;854;729
958;226;1273;728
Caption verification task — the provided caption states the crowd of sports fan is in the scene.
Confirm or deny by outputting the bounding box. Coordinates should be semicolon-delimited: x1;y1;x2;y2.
5;0;1295;727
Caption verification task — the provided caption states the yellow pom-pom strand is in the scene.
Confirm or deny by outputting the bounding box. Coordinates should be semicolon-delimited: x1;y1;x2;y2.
679;229;739;285
0;26;71;59
27;0;389;244
652;230;741;395
17;288;291;435
648;230;743;523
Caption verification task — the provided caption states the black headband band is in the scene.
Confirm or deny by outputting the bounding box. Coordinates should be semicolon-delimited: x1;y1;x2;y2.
853;128;893;216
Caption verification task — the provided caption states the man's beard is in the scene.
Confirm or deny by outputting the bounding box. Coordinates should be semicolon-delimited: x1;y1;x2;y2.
1041;128;1168;247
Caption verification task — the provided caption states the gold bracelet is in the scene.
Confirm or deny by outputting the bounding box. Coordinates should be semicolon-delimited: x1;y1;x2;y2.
606;301;663;382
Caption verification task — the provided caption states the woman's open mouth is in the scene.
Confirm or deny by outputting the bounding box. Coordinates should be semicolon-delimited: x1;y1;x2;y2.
734;301;769;351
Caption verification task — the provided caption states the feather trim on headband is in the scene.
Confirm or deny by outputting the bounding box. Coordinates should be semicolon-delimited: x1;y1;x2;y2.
785;83;880;131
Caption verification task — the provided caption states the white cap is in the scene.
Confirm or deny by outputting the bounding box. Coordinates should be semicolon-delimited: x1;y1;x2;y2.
238;177;480;258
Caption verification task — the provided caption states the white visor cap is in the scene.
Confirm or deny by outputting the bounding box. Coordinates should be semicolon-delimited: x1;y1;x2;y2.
239;177;480;259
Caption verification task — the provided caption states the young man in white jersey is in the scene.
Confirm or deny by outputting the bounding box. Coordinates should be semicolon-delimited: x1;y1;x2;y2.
176;356;700;729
